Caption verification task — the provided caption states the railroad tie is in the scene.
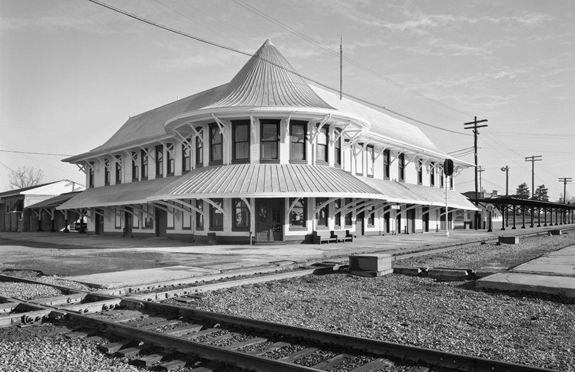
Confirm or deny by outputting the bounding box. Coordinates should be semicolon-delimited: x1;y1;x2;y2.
160;323;203;336
251;341;290;355
64;328;98;339
182;327;220;339
349;358;395;372
130;351;172;367
139;319;181;331
311;353;349;370
224;336;268;350
115;344;149;358
158;356;200;371
279;347;319;363
99;339;133;354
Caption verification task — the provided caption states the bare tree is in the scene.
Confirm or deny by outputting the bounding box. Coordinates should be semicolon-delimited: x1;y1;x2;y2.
8;166;44;190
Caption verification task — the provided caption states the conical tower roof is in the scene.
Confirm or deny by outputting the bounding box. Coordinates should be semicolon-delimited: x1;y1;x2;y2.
204;40;333;109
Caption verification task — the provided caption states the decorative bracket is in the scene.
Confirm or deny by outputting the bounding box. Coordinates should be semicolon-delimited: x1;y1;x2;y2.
202;198;225;215
330;122;350;145
309;114;331;143
211;114;229;140
389;151;404;165
312;197;338;216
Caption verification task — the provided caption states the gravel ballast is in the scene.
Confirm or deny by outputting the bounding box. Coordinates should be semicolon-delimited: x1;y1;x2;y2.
1;232;574;371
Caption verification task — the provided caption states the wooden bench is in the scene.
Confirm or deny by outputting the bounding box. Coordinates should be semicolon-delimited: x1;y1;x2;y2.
338;230;353;243
312;230;338;244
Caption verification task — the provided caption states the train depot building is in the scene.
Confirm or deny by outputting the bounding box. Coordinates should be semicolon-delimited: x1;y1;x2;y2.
58;40;477;244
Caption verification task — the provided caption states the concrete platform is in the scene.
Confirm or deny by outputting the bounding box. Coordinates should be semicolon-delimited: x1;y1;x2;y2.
477;244;575;298
476;272;575;298
66;266;221;289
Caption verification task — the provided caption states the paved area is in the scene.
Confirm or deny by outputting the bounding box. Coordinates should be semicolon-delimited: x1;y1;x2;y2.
1;225;574;293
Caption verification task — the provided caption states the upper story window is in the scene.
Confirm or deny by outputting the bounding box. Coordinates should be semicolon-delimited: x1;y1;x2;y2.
430;162;435;187
398;153;405;182
182;140;191;173
89;162;94;188
450;175;454;189
141;149;148;180
104;159;110;186
417;159;423;185
209;123;223;165
355;144;364;176
290;121;307;163
383;150;390;180
155;145;164;178
334;130;341;167
260;119;280;163
316;125;328;164
195;135;203;168
439;173;444;188
232;120;250;164
166;143;175;176
366;146;374;177
115;155;122;185
131;152;139;181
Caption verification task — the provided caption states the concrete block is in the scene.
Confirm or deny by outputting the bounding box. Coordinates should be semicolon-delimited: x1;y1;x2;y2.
549;229;562;236
498;236;519;244
393;267;425;276
427;268;471;280
349;254;392;277
477;273;575;298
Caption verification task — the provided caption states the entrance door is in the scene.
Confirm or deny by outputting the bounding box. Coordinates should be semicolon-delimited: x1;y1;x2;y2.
256;199;283;242
396;213;402;234
155;208;167;237
355;211;365;235
95;209;104;235
422;206;429;232
124;207;132;237
408;208;416;233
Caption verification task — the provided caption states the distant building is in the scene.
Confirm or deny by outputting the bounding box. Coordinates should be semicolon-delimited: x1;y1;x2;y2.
59;40;476;243
0;180;84;232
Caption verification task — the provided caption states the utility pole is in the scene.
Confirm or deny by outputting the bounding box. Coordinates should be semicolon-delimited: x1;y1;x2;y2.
501;166;509;196
559;178;572;204
477;166;485;198
559;177;572;224
339;37;343;100
464;116;488;229
525;156;542;199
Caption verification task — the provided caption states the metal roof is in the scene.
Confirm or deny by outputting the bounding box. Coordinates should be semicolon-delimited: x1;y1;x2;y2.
149;164;385;200
359;177;477;210
27;192;83;209
58;176;182;210
204;40;333;109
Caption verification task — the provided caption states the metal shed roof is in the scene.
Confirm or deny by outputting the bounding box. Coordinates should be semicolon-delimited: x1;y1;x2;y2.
27;192;83;209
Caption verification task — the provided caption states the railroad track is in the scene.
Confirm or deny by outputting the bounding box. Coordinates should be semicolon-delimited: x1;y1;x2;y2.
2;227;571;371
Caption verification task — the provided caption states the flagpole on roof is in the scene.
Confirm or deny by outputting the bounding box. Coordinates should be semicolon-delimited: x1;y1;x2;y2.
340;37;343;100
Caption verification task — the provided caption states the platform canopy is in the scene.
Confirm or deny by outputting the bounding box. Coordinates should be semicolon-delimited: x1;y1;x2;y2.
149;164;386;201
26;191;83;209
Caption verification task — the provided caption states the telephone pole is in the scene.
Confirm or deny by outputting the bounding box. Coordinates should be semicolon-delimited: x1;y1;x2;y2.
478;166;485;198
558;177;572;204
525;156;542;199
464;116;488;229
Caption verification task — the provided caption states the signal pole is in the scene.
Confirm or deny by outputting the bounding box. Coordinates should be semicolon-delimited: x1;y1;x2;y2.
464;116;488;229
525;156;542;199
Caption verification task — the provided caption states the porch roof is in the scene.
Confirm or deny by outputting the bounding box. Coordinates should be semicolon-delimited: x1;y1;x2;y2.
358;177;477;210
57;176;183;210
149;164;386;200
27;192;83;209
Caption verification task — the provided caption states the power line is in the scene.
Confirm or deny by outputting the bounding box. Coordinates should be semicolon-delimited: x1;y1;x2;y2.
87;0;471;137
0;149;74;156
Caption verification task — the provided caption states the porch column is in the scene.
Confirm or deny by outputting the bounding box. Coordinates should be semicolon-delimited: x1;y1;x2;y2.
521;205;526;229
512;204;516;229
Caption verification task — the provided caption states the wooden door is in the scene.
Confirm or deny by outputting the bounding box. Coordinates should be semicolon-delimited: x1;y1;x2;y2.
422;206;429;232
356;211;365;235
95;210;104;235
155;208;167;237
124;207;132;237
256;199;283;242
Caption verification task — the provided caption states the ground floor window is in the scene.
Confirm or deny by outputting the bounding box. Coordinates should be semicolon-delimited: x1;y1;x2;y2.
233;199;250;231
167;204;175;230
289;198;307;229
368;206;375;227
115;208;122;229
344;198;353;226
334;199;341;228
132;210;139;229
182;199;192;230
316;198;328;228
209;198;223;231
142;205;153;230
196;200;204;230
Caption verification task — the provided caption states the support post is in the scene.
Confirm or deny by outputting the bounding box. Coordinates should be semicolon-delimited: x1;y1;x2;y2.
464;116;488;230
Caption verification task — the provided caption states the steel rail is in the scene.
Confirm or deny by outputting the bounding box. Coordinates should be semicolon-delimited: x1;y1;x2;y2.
67;312;321;372
130;301;557;372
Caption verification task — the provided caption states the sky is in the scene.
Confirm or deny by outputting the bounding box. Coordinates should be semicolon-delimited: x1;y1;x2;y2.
1;0;574;200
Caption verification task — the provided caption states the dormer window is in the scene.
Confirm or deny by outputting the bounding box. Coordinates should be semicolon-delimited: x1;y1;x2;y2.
155;145;164;178
383;150;390;180
141;149;148;180
115;155;122;185
104;159;110;186
166;143;175;176
334;130;342;167
316;125;328;164
430;162;435;187
232;120;250;164
290;121;307;163
398;153;405;182
131;152;139;181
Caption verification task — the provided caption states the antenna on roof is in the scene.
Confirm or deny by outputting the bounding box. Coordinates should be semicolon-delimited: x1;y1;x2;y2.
339;36;343;100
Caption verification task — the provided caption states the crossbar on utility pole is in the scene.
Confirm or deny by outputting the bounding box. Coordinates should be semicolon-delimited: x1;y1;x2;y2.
464;116;488;230
525;155;542;199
